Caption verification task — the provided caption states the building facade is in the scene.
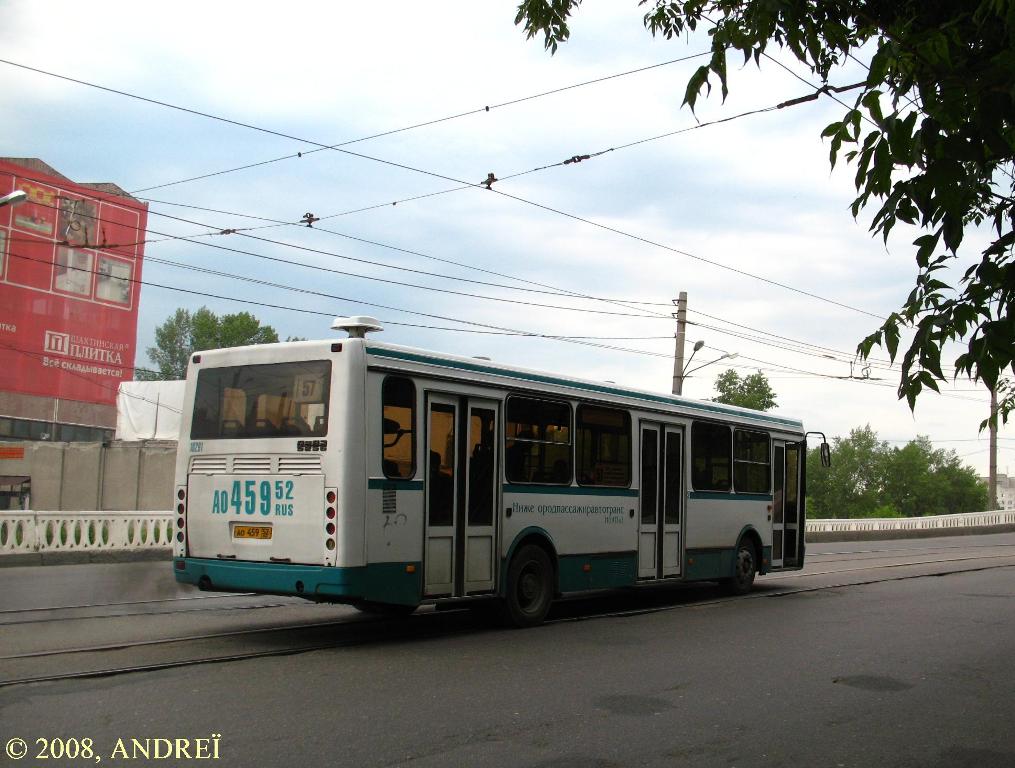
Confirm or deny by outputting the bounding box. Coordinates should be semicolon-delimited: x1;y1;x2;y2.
0;158;149;443
992;474;1015;511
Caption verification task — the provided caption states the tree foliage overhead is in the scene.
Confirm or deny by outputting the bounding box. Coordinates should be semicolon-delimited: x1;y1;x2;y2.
712;368;777;411
515;1;1015;424
806;425;988;518
138;307;280;380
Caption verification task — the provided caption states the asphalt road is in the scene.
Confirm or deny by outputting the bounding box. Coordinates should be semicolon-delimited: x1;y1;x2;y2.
1;535;1014;768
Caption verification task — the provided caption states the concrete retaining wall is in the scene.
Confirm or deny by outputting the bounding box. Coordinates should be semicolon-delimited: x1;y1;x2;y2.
0;440;176;511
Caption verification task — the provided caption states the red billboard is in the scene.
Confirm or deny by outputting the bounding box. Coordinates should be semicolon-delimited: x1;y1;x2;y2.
0;160;148;406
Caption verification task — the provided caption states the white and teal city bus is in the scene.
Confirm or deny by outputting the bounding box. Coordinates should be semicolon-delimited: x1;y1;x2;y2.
173;317;825;627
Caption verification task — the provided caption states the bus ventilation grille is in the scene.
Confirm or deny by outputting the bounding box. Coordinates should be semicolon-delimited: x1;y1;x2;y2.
190;456;228;474
278;456;322;473
232;457;272;474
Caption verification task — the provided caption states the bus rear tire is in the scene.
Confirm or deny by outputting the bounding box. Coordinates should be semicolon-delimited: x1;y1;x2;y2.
720;539;757;596
501;544;553;628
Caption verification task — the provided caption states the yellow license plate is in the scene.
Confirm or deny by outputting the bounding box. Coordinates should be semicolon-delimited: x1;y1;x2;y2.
234;525;272;540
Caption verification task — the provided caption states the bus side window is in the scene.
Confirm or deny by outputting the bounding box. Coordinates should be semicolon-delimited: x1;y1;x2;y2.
576;404;631;487
505;396;571;484
733;429;771;494
382;377;416;479
691;421;732;492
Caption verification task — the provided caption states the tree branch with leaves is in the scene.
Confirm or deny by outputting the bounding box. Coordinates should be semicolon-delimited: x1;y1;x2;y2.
137;307;280;381
515;0;1015;426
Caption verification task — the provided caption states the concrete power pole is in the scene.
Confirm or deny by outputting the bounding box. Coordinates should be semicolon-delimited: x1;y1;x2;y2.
671;291;688;395
989;386;998;509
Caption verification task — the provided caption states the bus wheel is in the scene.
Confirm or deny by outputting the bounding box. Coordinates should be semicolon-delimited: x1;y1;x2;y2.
721;539;757;596
502;544;553;628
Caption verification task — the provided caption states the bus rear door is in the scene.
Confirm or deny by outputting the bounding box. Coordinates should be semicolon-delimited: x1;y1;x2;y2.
638;423;684;579
423;395;499;597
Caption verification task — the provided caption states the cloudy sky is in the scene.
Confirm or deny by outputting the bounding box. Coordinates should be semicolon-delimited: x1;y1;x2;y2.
2;2;1010;478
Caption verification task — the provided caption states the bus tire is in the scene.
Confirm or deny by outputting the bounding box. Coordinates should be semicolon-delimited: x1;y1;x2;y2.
502;543;554;628
720;539;757;595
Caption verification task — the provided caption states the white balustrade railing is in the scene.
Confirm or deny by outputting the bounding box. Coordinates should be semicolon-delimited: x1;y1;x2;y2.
0;512;174;555
806;509;1015;534
1;509;1013;557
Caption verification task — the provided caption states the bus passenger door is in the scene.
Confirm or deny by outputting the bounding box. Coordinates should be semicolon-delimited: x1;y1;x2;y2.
782;443;801;566
462;400;498;594
772;444;785;568
638;423;684;579
771;442;801;568
424;395;499;598
661;427;684;577
424;396;458;596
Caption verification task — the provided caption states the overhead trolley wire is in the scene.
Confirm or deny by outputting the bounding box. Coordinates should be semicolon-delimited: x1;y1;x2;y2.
3;182;932;383
2;246;671;361
2;180;954;384
0;53;709;195
487;184;886;320
128;53;711;194
0;57;477;192
0;60;887;322
2;175;674;321
5;245;989;406
2;168;672;320
142;236;669;318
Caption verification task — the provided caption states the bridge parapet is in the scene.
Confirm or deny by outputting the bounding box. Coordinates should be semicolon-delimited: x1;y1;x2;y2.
806;510;1015;541
0;511;174;557
1;510;1013;562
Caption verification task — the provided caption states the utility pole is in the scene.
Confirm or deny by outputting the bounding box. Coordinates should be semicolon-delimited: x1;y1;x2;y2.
671;291;688;395
989;385;998;509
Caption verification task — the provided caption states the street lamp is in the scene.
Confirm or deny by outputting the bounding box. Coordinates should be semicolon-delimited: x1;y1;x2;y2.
0;190;27;209
683;339;705;373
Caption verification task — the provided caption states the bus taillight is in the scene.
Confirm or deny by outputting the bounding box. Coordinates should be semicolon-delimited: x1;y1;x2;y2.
175;486;187;549
324;487;338;557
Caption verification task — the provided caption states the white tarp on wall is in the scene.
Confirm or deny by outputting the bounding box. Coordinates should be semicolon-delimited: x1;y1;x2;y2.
116;380;186;440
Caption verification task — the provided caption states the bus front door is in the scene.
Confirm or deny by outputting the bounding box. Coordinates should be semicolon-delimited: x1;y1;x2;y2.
424;395;499;598
638;423;684;579
772;441;802;568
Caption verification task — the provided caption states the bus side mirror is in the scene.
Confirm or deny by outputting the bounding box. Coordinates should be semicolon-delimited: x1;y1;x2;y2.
806;431;832;468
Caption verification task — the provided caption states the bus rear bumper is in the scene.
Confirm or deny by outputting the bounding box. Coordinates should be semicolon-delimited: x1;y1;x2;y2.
173;557;361;600
173;558;421;605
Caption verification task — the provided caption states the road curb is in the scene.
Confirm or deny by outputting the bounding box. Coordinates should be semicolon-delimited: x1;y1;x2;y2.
0;549;172;567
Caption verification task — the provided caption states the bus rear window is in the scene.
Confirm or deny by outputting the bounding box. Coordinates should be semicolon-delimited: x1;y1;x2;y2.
191;360;331;439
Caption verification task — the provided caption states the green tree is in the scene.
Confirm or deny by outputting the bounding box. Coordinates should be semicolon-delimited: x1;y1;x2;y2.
883;436;988;516
137;308;193;381
806;426;988;518
712;368;777;411
806;425;889;518
137;307;280;380
515;1;1015;426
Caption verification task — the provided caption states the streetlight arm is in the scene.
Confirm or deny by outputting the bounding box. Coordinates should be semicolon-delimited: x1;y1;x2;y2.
683;353;738;378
